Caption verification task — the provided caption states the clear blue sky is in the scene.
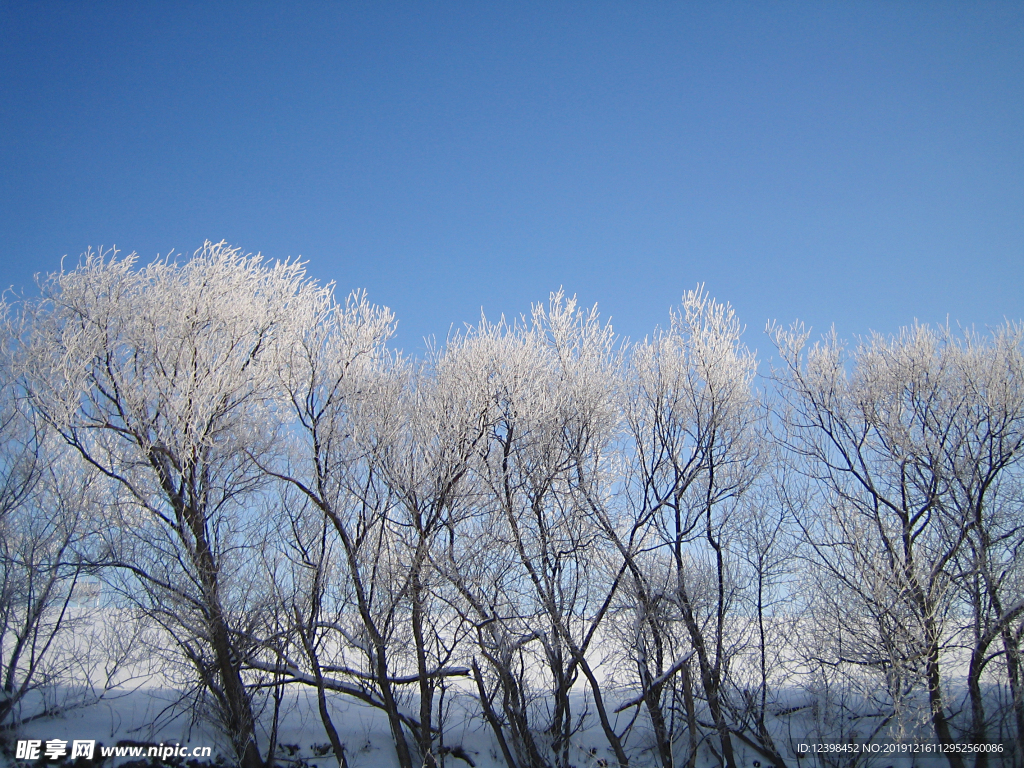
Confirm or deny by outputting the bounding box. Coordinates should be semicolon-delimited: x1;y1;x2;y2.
2;2;1021;354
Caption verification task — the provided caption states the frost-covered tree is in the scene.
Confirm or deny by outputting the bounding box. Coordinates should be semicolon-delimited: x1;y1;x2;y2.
437;293;630;768
613;288;765;768
771;322;1024;767
0;324;107;727
17;243;325;768
263;284;454;768
372;335;502;766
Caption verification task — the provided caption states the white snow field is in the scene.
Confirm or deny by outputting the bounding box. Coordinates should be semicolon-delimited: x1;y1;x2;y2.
3;611;1015;768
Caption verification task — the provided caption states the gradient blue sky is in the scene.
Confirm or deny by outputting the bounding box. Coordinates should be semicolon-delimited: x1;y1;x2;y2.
2;2;1021;354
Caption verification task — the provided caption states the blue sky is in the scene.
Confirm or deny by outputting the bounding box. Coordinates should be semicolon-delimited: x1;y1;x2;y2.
2;2;1021;354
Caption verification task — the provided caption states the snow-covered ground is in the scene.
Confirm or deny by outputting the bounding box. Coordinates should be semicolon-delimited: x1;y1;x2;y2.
2;612;1015;768
4;679;994;768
